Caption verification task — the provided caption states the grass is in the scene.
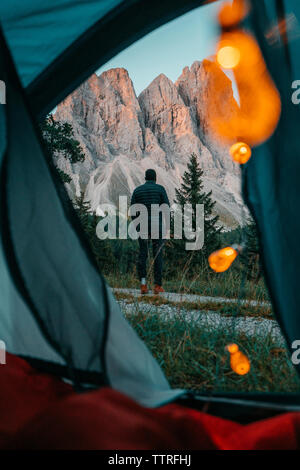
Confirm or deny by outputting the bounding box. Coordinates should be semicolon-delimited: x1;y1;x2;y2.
106;267;270;303
124;308;300;393
76;197;299;394
107;263;299;394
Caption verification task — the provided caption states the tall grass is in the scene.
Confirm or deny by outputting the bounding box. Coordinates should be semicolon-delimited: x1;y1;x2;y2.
105;239;299;394
125;307;300;393
106;267;269;302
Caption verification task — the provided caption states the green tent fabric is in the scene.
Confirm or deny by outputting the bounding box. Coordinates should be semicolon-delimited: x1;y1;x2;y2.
1;0;208;117
0;0;124;87
243;0;300;370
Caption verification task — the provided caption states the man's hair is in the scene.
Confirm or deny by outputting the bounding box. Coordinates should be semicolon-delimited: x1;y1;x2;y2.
145;169;156;181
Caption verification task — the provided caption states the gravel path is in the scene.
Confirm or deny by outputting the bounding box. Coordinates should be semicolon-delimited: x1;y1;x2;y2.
113;288;271;307
113;288;284;345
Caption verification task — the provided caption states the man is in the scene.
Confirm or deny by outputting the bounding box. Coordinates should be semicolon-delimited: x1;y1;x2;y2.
130;169;170;295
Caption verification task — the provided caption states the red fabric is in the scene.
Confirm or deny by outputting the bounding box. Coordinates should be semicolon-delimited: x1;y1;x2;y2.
1;353;300;450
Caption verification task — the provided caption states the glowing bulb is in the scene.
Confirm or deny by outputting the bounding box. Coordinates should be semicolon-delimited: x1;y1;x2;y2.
226;343;251;376
208;246;238;273
217;45;241;69
218;0;249;28
230;142;252;164
227;343;239;354
209;31;281;147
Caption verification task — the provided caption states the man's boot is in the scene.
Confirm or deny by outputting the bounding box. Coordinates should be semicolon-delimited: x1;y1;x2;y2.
154;284;165;295
140;284;149;295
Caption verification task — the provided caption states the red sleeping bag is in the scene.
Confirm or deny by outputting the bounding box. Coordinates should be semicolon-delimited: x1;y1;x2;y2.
0;353;299;450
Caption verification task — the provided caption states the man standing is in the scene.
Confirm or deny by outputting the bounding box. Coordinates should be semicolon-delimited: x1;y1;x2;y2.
130;169;170;295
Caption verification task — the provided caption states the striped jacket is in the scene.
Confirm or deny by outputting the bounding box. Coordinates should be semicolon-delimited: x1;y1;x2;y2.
130;181;170;236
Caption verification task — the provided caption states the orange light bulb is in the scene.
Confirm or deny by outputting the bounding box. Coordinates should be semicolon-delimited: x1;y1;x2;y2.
226;343;239;354
208;246;238;273
226;343;250;376
218;0;249;28
206;30;281;148
230;142;252;164
217;44;241;69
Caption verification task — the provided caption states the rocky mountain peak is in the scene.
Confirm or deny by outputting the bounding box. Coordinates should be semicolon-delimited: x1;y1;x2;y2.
99;67;139;108
139;74;183;124
54;61;245;228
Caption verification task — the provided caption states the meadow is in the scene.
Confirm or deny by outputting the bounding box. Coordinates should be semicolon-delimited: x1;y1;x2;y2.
106;248;300;394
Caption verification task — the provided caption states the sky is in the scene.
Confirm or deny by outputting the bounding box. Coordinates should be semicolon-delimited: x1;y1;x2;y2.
97;1;223;96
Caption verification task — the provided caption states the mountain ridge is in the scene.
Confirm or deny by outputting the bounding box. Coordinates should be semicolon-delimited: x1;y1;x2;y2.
54;61;245;228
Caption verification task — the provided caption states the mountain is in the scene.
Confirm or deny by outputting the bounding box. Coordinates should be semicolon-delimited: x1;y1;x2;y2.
54;61;246;228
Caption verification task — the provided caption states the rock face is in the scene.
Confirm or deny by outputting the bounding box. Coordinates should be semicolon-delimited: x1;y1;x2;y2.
175;60;240;171
54;61;246;228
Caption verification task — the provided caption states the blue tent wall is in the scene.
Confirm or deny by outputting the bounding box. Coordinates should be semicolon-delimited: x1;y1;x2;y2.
1;0;210;118
0;0;124;88
243;0;300;369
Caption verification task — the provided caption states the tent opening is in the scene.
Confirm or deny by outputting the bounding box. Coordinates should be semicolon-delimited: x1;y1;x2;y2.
1;0;300;420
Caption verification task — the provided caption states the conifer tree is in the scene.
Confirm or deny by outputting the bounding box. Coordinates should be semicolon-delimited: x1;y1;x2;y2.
165;153;222;276
240;218;262;280
41;115;85;183
73;192;115;273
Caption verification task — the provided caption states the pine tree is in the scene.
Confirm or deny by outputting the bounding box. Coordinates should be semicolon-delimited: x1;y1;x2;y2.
165;153;222;276
175;153;221;250
240;218;262;280
73;192;115;273
73;192;92;228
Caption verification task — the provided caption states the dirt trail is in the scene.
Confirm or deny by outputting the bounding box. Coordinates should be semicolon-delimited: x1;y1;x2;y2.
113;288;270;307
113;288;283;344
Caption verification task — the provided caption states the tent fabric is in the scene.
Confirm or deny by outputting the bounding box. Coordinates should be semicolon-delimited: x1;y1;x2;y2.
0;26;183;406
0;0;300;424
0;26;109;383
1;353;300;450
1;0;210;118
243;0;300;370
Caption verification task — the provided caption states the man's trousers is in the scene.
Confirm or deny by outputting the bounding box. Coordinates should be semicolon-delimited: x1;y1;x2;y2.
137;238;164;286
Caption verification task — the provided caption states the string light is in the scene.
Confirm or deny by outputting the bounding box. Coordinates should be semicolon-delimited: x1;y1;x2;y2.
218;0;249;28
208;245;240;273
230;142;252;164
206;13;282;149
217;44;241;69
226;343;251;375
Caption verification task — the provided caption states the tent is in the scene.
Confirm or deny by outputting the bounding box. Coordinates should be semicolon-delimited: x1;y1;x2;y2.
1;0;300;449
